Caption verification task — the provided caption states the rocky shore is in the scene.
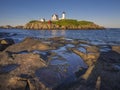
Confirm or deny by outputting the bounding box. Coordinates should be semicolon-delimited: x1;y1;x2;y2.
0;37;120;90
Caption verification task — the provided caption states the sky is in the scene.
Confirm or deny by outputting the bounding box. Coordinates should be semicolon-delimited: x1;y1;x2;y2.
0;0;120;28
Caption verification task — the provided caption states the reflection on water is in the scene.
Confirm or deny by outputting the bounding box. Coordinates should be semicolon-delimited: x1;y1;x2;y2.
0;64;20;74
35;45;87;87
52;30;65;37
61;30;65;36
52;30;57;37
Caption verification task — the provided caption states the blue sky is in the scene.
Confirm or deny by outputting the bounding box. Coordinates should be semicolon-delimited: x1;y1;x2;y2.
0;0;120;28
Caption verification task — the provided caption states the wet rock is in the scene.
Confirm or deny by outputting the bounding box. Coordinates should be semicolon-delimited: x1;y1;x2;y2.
35;67;62;88
0;64;20;74
72;45;100;66
0;38;14;45
69;51;120;90
86;53;100;66
19;74;33;79
86;45;99;53
0;76;27;90
0;38;14;51
32;50;52;62
101;51;120;63
103;63;120;72
95;76;101;90
72;48;87;63
81;65;95;80
77;47;87;53
86;51;120;90
0;52;47;89
112;45;120;53
0;36;120;90
99;45;112;52
7;77;27;90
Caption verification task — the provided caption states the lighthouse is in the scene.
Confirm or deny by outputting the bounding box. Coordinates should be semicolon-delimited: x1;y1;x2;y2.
62;12;66;19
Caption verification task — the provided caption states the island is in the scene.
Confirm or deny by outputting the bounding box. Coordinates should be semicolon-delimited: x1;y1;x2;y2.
24;19;104;30
0;19;104;30
0;12;104;30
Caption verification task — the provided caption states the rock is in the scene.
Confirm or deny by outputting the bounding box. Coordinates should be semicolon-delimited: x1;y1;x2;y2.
0;52;47;89
0;36;120;90
112;45;120;54
72;48;87;60
4;37;52;52
95;76;101;90
69;50;120;90
0;38;15;51
86;45;99;53
86;53;99;66
0;38;49;90
0;64;20;74
81;65;95;80
7;77;27;90
101;51;120;63
35;67;62;88
72;45;100;66
85;51;120;90
0;39;13;45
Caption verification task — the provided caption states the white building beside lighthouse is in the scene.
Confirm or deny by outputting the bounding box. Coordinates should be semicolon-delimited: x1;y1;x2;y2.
51;14;59;21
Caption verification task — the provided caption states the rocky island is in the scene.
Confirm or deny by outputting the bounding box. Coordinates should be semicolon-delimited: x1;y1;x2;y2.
0;12;104;30
24;19;104;30
0;19;104;30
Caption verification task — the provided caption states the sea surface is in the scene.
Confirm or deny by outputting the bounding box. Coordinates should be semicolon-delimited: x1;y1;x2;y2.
0;28;120;45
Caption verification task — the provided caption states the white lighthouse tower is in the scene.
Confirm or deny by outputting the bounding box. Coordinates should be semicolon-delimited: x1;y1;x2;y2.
62;12;66;19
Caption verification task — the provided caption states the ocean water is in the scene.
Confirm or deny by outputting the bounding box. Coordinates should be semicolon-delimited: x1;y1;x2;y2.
0;28;120;45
